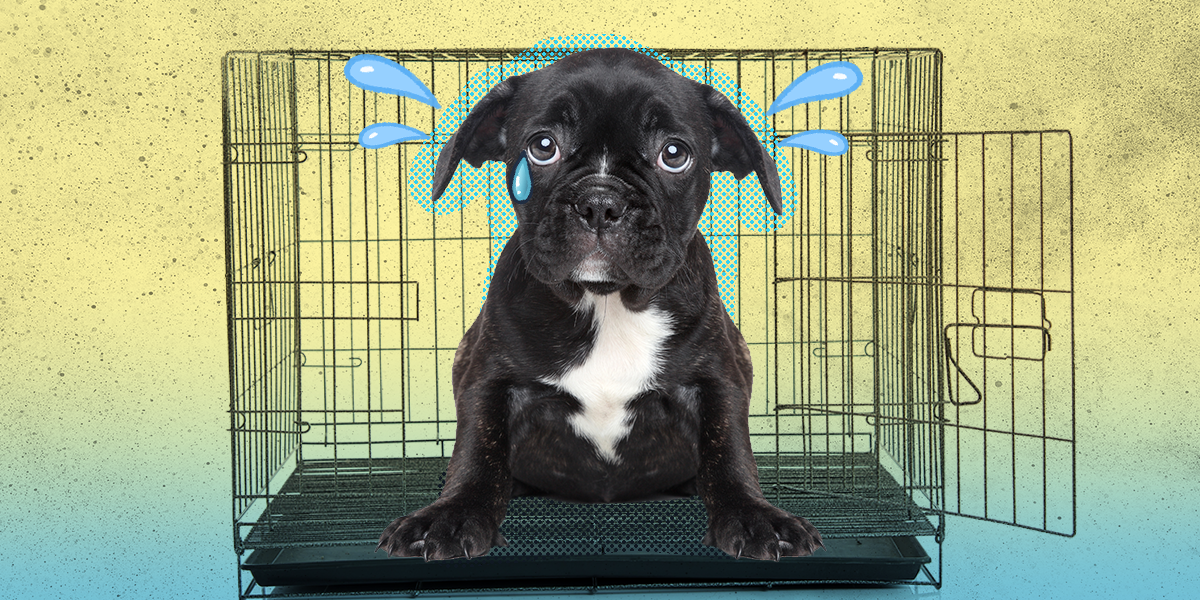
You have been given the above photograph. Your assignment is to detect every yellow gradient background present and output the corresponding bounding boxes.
[2,1,1196,598]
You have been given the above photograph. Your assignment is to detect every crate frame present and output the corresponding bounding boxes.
[222,45,1075,597]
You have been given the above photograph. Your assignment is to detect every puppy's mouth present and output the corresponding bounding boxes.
[568,248,628,295]
[570,249,614,283]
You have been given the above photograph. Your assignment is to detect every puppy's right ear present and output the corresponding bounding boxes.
[697,84,784,215]
[432,76,519,201]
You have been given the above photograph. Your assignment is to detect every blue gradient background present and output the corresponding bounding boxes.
[2,0,1197,598]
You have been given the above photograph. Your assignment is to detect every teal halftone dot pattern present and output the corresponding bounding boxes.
[406,35,796,314]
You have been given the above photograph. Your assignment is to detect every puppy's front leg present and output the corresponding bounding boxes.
[695,378,823,560]
[377,384,512,561]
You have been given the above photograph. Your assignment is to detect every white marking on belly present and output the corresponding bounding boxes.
[539,292,673,463]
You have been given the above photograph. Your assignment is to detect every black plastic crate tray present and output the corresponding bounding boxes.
[245,535,930,589]
[239,454,935,589]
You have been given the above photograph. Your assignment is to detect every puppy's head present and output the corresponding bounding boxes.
[432,48,782,299]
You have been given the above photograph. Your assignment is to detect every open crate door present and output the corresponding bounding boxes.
[935,131,1076,536]
[767,128,1074,540]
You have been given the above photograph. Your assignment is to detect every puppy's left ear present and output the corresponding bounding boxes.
[699,85,783,215]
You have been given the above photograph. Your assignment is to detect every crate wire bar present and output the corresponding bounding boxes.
[222,47,1075,597]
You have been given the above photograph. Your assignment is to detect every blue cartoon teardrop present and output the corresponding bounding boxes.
[511,156,532,203]
[778,129,849,156]
[344,54,442,109]
[358,123,430,149]
[767,62,863,115]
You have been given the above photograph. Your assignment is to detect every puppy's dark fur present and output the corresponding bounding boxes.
[377,48,821,561]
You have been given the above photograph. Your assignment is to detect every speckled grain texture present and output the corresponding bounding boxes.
[1,1,1196,598]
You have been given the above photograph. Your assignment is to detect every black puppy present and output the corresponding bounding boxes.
[378,48,821,561]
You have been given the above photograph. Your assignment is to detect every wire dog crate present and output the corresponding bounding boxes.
[223,43,1075,597]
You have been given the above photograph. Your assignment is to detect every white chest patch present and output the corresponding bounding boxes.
[539,292,673,463]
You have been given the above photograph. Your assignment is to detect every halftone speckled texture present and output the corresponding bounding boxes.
[407,34,795,312]
[2,1,1198,599]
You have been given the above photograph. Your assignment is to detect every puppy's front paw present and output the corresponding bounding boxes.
[703,500,822,560]
[377,500,508,561]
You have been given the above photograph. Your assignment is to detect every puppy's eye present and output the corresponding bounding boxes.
[657,142,691,173]
[527,135,560,166]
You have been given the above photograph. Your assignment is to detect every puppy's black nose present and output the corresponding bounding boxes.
[573,195,627,231]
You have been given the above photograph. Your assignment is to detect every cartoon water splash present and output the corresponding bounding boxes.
[767,61,861,157]
[344,54,441,108]
[767,61,862,114]
[358,123,430,149]
[344,54,439,149]
[778,129,849,157]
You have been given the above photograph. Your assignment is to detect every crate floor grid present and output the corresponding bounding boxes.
[241,454,934,587]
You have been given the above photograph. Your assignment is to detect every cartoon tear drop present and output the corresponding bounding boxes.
[511,156,532,203]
